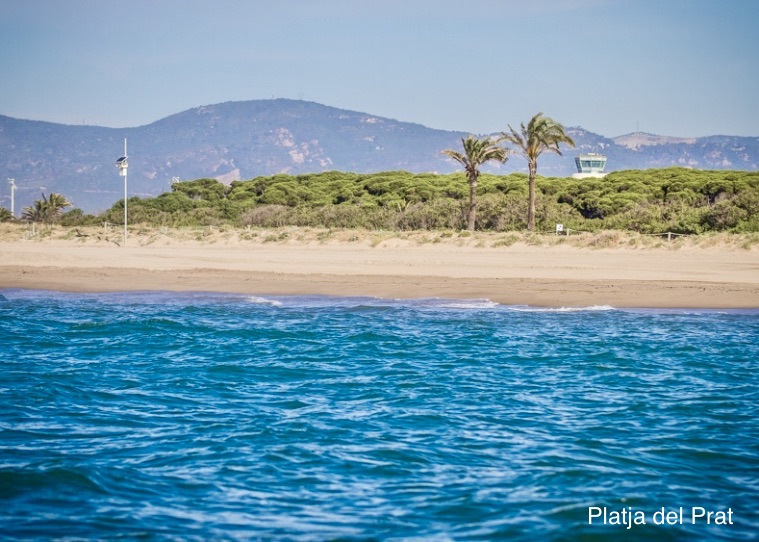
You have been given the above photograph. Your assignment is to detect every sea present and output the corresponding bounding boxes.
[0,289,757,541]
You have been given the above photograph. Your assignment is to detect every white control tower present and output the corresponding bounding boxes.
[572,153,607,178]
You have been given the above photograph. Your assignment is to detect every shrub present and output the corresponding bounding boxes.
[87,168,759,233]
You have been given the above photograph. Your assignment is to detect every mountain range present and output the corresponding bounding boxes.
[2,99,758,213]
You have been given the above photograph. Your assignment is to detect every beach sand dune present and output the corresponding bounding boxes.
[1,225,758,308]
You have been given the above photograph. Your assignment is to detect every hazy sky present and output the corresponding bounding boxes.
[1,0,757,137]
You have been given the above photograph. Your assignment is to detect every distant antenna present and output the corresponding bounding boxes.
[636,121,640,133]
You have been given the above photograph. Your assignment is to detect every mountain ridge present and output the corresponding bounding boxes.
[2,99,758,212]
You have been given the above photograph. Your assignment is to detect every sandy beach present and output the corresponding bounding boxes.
[1,225,758,308]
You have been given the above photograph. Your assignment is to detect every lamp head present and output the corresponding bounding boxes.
[116,156,128,176]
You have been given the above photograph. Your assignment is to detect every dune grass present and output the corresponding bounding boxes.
[3,223,757,251]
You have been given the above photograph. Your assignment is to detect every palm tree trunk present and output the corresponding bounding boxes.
[527,160,537,231]
[467,175,478,231]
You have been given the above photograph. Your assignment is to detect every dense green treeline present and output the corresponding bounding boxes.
[58,168,759,233]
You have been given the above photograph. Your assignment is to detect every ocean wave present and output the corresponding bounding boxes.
[432,299,501,310]
[246,296,284,307]
[508,304,617,313]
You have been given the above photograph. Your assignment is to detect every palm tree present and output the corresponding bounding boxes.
[501,113,575,231]
[21,200,46,224]
[45,193,72,220]
[21,192,72,225]
[442,135,508,231]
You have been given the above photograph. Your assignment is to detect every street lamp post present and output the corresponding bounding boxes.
[7,178,16,218]
[116,139,128,247]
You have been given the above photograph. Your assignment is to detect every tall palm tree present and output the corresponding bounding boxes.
[501,113,575,231]
[442,135,508,231]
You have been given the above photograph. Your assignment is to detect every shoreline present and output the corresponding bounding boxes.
[1,226,758,308]
[1,265,758,309]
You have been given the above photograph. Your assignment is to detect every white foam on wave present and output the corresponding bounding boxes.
[433,299,501,310]
[509,304,616,313]
[246,296,284,307]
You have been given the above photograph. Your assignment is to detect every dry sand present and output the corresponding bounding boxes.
[1,224,758,308]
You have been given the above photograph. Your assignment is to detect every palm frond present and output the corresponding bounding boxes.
[502,113,575,161]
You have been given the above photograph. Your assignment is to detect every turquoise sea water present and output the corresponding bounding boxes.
[0,289,757,541]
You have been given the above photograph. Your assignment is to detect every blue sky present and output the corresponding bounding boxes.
[1,0,757,137]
